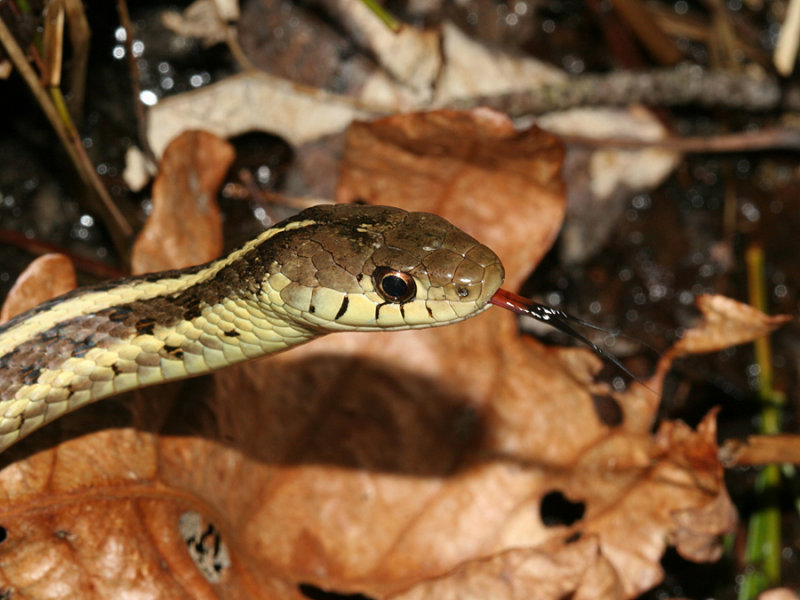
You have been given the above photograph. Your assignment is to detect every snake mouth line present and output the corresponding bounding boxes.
[490,289,644,386]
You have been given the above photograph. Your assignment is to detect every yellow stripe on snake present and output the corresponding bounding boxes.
[0,204,504,452]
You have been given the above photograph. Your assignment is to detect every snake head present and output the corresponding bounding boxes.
[261,204,505,331]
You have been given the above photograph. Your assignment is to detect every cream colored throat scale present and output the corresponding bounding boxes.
[0,204,505,452]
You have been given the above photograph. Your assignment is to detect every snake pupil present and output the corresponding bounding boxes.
[372,268,416,303]
[383,276,407,298]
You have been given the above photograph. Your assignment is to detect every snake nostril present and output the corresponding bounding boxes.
[456,287,469,298]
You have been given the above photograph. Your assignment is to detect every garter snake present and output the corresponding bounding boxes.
[0,204,504,452]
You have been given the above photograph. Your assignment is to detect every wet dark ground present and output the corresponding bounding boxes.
[0,1,798,598]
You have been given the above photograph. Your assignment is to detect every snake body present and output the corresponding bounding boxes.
[0,204,504,452]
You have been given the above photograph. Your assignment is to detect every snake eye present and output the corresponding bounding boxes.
[372,267,416,303]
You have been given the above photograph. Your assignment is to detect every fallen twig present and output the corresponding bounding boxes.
[447,65,780,115]
[556,127,800,153]
[0,228,127,280]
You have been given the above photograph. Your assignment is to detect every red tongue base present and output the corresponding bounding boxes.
[489,289,532,316]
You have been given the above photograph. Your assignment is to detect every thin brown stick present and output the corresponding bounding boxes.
[556,127,800,153]
[720,435,800,467]
[63,0,90,117]
[0,229,127,281]
[0,13,134,259]
[41,0,64,87]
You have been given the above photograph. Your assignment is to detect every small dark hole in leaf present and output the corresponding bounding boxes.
[0,527,6,543]
[540,491,585,526]
[592,394,623,426]
[298,583,374,600]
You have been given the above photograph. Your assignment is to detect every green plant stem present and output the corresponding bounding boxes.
[359,0,400,31]
[738,245,784,600]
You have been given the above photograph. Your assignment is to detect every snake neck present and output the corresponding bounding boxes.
[0,255,320,452]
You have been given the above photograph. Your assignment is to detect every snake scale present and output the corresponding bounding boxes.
[0,204,505,452]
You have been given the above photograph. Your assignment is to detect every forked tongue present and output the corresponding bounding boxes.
[490,288,644,386]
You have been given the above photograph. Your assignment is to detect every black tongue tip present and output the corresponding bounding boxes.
[490,289,654,392]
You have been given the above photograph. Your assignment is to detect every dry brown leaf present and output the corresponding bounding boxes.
[131,130,233,274]
[131,131,234,274]
[0,430,295,599]
[0,253,76,323]
[666,294,792,359]
[612,293,794,436]
[0,110,770,599]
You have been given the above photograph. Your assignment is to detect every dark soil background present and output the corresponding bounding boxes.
[1,1,798,598]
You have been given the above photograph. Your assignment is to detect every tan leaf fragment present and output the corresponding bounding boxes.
[162,0,239,47]
[538,106,680,202]
[624,293,793,433]
[655,411,736,563]
[357,20,566,111]
[0,253,76,323]
[146,72,370,158]
[430,23,565,107]
[319,0,441,99]
[131,130,233,274]
[666,294,792,358]
[123,144,157,192]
